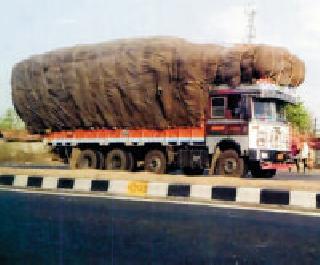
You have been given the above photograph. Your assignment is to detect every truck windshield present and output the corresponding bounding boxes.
[253,99,286,122]
[253,99,275,120]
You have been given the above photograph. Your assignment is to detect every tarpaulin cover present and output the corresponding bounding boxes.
[11,37,305,132]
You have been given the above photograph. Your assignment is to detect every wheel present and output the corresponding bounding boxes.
[249,161,276,178]
[105,149,128,170]
[183,167,204,176]
[263,169,276,178]
[144,150,166,174]
[72,149,98,169]
[216,150,244,176]
[126,151,136,171]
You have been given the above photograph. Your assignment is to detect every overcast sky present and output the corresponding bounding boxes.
[0,0,319,125]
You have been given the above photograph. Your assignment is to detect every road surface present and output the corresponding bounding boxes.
[0,190,319,265]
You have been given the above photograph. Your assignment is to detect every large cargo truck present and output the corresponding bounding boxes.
[47,82,296,177]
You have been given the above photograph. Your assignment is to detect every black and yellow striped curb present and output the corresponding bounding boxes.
[0,174,319,209]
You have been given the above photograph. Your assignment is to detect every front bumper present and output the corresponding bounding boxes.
[260,162,291,170]
[248,149,290,163]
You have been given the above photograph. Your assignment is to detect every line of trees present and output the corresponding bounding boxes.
[0,108,25,130]
[285,103,312,133]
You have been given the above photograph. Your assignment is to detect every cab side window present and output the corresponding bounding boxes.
[211,97,225,118]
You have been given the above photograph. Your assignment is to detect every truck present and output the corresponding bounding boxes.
[46,81,296,178]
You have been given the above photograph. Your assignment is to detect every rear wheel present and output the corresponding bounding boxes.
[144,150,166,174]
[72,149,98,169]
[126,151,135,171]
[216,150,244,177]
[105,149,128,170]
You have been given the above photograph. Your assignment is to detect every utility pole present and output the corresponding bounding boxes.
[245,2,256,44]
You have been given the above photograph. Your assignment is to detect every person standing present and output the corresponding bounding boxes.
[301,141,309,173]
[290,143,300,173]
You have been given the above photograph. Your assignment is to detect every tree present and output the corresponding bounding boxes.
[0,108,25,130]
[285,103,312,132]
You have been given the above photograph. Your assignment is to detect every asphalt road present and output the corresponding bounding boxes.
[0,190,320,265]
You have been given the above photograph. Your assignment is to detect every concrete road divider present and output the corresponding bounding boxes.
[260,189,289,205]
[128,181,148,196]
[147,182,168,197]
[236,187,261,204]
[42,177,58,190]
[0,175,14,186]
[290,191,317,208]
[108,180,129,194]
[27,176,43,188]
[190,185,212,200]
[13,175,28,187]
[212,186,237,201]
[1,174,320,210]
[168,184,190,197]
[91,180,108,192]
[74,179,92,192]
[57,178,74,189]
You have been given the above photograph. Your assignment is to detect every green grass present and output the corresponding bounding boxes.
[0,108,25,130]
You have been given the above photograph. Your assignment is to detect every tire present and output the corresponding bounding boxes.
[263,169,276,178]
[144,150,166,174]
[105,149,128,170]
[126,151,135,172]
[216,150,244,176]
[72,149,98,169]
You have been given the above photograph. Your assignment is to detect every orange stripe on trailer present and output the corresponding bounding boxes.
[45,127,205,140]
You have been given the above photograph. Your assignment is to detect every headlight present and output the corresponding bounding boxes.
[261,152,269,159]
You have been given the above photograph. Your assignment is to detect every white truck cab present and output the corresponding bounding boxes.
[207,83,297,177]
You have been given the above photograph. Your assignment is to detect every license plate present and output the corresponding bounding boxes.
[277,153,284,160]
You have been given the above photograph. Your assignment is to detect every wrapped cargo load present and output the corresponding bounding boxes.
[11,37,305,133]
